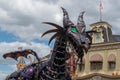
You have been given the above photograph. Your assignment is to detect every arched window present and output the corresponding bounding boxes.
[90,54,103,71]
[108,54,116,70]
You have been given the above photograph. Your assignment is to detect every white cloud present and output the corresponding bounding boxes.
[0,24,42,42]
[0,41,51,59]
[0,0,119,42]
[54,13,62,23]
[0,0,60,41]
[0,70,9,80]
[0,65,17,80]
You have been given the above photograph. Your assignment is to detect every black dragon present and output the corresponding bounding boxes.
[4,7,93,80]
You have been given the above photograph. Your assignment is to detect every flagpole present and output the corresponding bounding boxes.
[100,6,102,21]
[99,0,102,22]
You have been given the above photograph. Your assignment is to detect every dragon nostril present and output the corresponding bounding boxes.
[89,43,92,45]
[82,42,85,44]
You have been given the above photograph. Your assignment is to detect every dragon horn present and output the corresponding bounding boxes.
[61,7,73,27]
[77,11,86,33]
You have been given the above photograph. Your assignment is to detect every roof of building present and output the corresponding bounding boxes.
[90,21,112,28]
[90,21,120,43]
[113,35,120,42]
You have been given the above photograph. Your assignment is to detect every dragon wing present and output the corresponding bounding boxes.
[3,49,36,61]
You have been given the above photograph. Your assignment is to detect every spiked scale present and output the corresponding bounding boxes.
[41,22,64,45]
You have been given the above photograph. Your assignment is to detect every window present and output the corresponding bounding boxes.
[90,54,103,71]
[91,62,102,71]
[108,62,116,70]
[95,32,102,43]
[108,54,116,70]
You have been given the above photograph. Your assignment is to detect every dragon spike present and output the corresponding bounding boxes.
[61,7,74,27]
[42,22,63,30]
[77,11,86,33]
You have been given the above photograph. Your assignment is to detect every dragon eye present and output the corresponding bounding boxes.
[71,26,78,33]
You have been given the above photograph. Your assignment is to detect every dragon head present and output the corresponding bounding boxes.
[61,7,93,58]
[42,7,93,60]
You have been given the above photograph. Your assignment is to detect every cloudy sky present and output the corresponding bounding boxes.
[0,0,120,79]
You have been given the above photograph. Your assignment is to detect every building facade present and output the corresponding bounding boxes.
[73,21,120,80]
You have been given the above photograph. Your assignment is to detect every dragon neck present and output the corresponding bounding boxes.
[50,35,67,70]
[40,34,71,79]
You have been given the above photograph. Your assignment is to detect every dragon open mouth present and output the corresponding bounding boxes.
[68,36,89,57]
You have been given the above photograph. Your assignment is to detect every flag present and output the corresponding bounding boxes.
[99,0,103,10]
[18,47,23,51]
